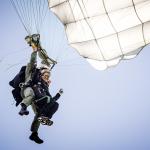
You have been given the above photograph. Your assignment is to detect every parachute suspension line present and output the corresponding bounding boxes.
[10,0,49,34]
[53,0,79,62]
[33,0,41,33]
[29,0,35,33]
[22,0,32,34]
[28,1,33,33]
[35,0,42,33]
[52,1,83,64]
[10,0,31,34]
[17,0,29,31]
[76,0,108,67]
[29,0,48,34]
[37,0,43,33]
[56,60,87,68]
[37,0,41,33]
[30,0,39,33]
[4,58,28,72]
[24,0,33,33]
[47,0,79,63]
[11,0,34,34]
[0,47,29,63]
[15,0,32,34]
[38,0,49,33]
[53,31,67,62]
[56,55,80,64]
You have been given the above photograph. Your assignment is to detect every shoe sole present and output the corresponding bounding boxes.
[29,137,43,144]
[19,112,29,116]
[46,121,53,126]
[38,117,53,126]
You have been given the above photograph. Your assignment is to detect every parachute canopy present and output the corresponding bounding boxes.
[48,0,150,70]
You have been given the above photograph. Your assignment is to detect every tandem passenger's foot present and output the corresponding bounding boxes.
[18,104,29,116]
[29,132,43,144]
[38,116,53,126]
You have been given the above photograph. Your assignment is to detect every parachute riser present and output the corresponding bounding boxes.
[25,34,57,70]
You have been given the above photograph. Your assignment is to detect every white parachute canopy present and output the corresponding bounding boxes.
[48,0,150,70]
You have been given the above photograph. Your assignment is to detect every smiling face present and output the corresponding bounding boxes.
[41,72,51,85]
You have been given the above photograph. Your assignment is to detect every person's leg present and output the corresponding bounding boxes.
[12,88,22,106]
[35,96,53,126]
[21,87,35,106]
[36,96,51,113]
[19,87,34,115]
[38,102,59,126]
[29,113,43,144]
[45,102,59,119]
[30,114,40,133]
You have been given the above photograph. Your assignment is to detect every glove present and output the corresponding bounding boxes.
[25,35,32,46]
[59,89,63,95]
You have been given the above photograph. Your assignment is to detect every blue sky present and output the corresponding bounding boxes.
[0,0,150,150]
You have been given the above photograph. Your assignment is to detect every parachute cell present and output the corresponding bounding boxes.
[48,0,150,70]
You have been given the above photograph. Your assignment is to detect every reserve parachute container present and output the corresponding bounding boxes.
[48,0,150,70]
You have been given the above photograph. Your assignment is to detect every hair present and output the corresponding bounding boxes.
[40,68,50,76]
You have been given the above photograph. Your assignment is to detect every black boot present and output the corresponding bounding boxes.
[19,103,29,116]
[29,132,43,144]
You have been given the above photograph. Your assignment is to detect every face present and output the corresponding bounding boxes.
[41,72,51,84]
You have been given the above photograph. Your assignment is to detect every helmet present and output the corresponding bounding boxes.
[40,68,50,75]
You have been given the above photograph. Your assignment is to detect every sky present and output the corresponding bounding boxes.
[0,0,150,150]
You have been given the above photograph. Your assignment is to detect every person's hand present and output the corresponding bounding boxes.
[59,89,63,95]
[25,35,31,46]
[47,80,51,85]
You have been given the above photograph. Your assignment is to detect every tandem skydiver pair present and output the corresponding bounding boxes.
[9,34,63,144]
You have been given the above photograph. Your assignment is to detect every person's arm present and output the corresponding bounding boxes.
[25,51,37,82]
[30,51,37,64]
[52,89,63,102]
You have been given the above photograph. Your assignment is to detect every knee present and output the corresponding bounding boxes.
[29,89,35,97]
[24,87,34,98]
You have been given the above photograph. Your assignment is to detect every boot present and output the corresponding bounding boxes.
[18,103,29,116]
[29,132,43,144]
[46,119,53,126]
[38,116,53,126]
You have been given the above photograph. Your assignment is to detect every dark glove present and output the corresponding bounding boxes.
[59,89,63,95]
